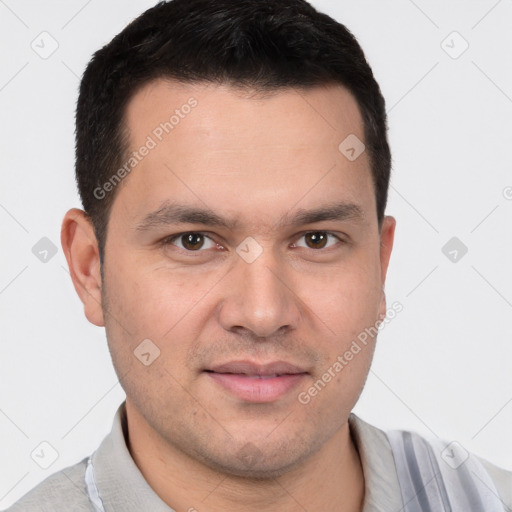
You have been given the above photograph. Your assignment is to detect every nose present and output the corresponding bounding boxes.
[217,247,301,339]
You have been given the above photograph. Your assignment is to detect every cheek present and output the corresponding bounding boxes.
[103,258,223,376]
[102,265,207,402]
[105,257,211,335]
[302,255,383,337]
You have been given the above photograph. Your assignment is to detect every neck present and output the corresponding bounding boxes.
[125,403,365,512]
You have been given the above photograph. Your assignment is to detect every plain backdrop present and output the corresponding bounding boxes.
[1,0,511,508]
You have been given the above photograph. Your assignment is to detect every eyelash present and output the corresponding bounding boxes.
[161,231,345,252]
[163,232,223,251]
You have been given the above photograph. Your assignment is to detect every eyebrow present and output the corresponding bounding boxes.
[134,201,365,232]
[135,202,236,231]
[282,202,364,227]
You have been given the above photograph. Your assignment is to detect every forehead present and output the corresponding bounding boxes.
[125,79,364,148]
[114,79,374,229]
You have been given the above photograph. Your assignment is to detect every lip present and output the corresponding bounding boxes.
[204,360,308,403]
[208,360,307,376]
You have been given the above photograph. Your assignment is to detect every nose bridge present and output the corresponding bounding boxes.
[218,241,300,337]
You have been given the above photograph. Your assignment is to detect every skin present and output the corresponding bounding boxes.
[62,79,395,512]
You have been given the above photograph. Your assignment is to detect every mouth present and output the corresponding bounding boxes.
[203,360,309,403]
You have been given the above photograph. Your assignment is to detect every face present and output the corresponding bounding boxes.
[79,80,394,478]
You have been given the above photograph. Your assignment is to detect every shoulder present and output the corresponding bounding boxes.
[476,455,512,508]
[419,434,512,509]
[350,414,512,510]
[2,457,92,512]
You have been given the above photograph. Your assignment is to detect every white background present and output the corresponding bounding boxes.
[1,0,511,508]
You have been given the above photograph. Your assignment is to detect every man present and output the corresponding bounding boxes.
[5,0,511,511]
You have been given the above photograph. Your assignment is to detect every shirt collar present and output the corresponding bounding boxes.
[92,402,402,511]
[92,401,175,511]
[348,412,403,512]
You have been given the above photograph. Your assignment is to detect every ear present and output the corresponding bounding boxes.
[378,215,396,319]
[61,208,105,327]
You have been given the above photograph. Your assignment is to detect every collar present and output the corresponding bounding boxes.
[91,401,402,511]
[348,413,403,512]
[91,402,174,511]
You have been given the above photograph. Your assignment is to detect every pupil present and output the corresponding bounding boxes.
[306,232,327,249]
[183,233,204,250]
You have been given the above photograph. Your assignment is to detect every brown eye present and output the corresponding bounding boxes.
[304,232,329,249]
[181,233,205,250]
[165,232,220,253]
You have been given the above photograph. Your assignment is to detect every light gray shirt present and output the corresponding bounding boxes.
[4,401,511,511]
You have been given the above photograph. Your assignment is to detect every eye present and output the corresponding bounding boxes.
[293,231,340,250]
[166,232,220,251]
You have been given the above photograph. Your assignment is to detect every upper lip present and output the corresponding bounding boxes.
[206,360,308,376]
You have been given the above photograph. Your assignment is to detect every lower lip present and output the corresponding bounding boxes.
[206,372,307,403]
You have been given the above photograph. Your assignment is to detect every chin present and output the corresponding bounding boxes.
[195,437,316,480]
[206,456,303,480]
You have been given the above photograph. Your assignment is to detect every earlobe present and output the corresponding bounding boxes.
[61,208,105,327]
[378,216,396,319]
[379,215,396,284]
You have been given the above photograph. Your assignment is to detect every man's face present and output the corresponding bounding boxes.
[99,80,394,477]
